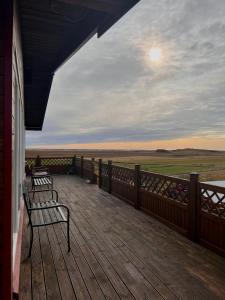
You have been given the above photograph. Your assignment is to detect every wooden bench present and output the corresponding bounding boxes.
[23,187,70,256]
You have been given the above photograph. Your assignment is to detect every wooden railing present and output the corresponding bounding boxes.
[26,156,74,174]
[199,182,225,257]
[26,155,97,183]
[140,171,190,235]
[25,155,225,258]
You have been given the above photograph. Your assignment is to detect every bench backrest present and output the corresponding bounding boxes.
[32,166,49,175]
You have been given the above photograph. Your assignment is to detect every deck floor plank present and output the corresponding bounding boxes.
[20,175,225,299]
[39,226,62,300]
[65,215,136,300]
[70,209,168,300]
[72,209,178,300]
[19,215,32,300]
[69,215,162,300]
[31,227,47,300]
[53,222,92,300]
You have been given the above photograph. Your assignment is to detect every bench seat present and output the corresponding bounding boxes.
[31,200,67,226]
[33,177,52,186]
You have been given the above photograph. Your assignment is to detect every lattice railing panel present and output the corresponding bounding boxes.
[94,160,99,176]
[83,159,92,171]
[75,158,81,175]
[101,163,109,190]
[41,157,73,166]
[140,171,189,204]
[26,158,35,168]
[102,164,109,177]
[112,166,135,186]
[200,183,225,218]
[75,158,81,166]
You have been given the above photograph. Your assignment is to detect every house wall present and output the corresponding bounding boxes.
[0,1,12,298]
[0,15,3,294]
[0,0,4,202]
[12,0,25,260]
[0,1,25,298]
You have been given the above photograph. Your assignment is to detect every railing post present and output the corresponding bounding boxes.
[91,158,96,184]
[72,155,76,174]
[108,160,112,194]
[35,155,41,167]
[134,165,141,209]
[189,172,200,242]
[81,156,84,178]
[98,159,102,188]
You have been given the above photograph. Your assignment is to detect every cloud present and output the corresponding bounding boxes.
[27,0,225,148]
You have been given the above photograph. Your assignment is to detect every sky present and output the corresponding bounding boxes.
[27,0,225,150]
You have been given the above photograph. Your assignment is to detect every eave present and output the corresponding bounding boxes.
[18,0,140,130]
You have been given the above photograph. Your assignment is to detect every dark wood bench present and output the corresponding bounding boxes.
[23,187,70,256]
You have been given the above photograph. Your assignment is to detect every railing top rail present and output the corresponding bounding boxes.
[112,164,135,172]
[200,182,225,193]
[26,156,74,160]
[83,158,93,162]
[111,161,136,165]
[140,170,190,184]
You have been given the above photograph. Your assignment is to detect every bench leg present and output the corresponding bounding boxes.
[27,217,31,227]
[32,188,36,200]
[67,220,70,252]
[29,226,34,257]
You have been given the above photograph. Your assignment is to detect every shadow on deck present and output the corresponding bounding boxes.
[20,175,225,299]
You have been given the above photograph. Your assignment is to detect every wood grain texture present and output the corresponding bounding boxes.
[20,175,225,299]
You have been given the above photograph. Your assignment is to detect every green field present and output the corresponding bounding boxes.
[104,155,225,181]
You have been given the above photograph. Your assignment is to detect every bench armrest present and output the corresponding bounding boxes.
[32,174,53,179]
[32,167,49,173]
[32,166,49,171]
[28,204,70,219]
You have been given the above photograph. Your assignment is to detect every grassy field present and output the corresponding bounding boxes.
[26,149,225,181]
[107,155,225,181]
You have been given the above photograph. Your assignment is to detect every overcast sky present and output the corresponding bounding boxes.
[27,0,225,150]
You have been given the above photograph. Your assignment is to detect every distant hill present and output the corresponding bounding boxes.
[26,148,225,158]
[170,148,223,156]
[156,149,171,153]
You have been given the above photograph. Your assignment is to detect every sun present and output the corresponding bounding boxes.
[149,47,162,62]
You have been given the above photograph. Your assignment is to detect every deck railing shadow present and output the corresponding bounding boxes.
[25,155,225,258]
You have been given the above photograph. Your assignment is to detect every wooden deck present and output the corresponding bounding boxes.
[20,175,225,300]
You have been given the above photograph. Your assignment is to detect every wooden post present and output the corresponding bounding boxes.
[72,155,76,174]
[35,155,41,167]
[81,156,84,178]
[91,158,96,184]
[189,173,200,242]
[134,165,141,209]
[108,160,112,194]
[98,159,102,188]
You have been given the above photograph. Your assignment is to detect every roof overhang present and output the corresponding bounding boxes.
[18,0,140,130]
